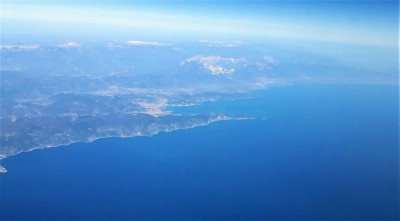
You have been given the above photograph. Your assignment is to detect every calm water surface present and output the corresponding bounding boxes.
[1,84,398,220]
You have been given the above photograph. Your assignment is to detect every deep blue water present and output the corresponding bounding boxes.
[1,84,399,220]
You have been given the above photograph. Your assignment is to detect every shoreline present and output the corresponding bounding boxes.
[0,115,242,173]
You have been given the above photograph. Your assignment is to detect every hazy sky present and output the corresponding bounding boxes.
[1,1,398,47]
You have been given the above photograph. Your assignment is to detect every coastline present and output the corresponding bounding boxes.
[0,115,236,173]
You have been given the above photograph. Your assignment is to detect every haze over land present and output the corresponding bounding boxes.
[0,1,398,173]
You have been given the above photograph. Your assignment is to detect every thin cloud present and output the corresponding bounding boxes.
[56,42,81,48]
[199,40,243,47]
[0,44,40,51]
[125,40,165,46]
[181,55,247,75]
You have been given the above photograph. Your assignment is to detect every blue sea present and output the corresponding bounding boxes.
[1,84,399,220]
